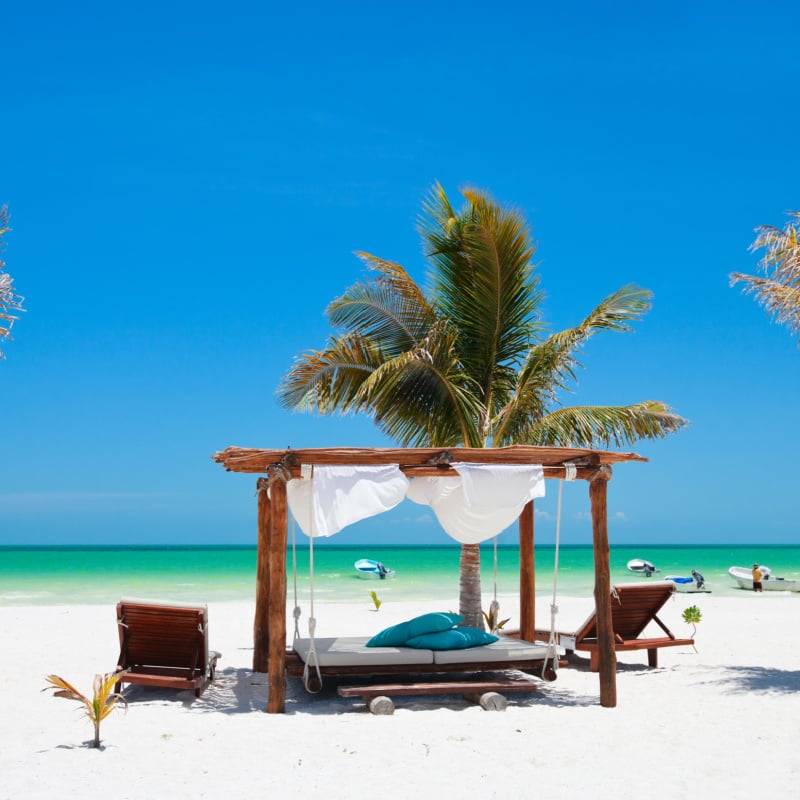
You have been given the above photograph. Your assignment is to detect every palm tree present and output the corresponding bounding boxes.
[730,211,800,343]
[278,184,687,627]
[0,206,25,359]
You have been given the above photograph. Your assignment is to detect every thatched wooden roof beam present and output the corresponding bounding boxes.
[212,445,646,477]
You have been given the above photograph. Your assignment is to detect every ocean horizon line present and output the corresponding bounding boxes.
[1,542,798,551]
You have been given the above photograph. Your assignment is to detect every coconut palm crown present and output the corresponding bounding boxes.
[278,183,687,626]
[730,210,800,344]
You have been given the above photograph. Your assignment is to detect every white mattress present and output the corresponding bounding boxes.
[293,636,551,667]
[293,636,434,667]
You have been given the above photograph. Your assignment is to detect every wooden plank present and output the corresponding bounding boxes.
[212,445,646,474]
[337,679,538,699]
[580,637,694,653]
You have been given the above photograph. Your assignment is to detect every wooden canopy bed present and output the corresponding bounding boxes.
[212,445,646,713]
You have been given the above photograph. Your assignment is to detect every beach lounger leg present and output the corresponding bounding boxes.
[648,649,658,668]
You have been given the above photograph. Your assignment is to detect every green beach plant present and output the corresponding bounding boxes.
[370,590,382,611]
[279,183,688,628]
[43,671,128,748]
[682,605,702,638]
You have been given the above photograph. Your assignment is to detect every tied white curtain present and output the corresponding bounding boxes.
[406,463,545,544]
[286,464,409,537]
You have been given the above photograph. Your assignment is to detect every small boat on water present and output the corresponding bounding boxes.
[665,570,711,593]
[627,558,660,577]
[729,566,800,592]
[354,558,394,580]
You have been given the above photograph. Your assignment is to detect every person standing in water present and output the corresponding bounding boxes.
[752,564,763,592]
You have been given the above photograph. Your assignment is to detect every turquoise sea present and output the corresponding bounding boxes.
[2,544,800,606]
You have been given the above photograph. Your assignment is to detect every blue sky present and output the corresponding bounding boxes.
[2,1,799,547]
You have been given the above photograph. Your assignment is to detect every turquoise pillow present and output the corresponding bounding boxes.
[366,612,464,647]
[405,627,499,650]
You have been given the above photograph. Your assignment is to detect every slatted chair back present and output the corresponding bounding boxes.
[117,601,207,672]
[574,582,677,643]
[115,599,222,697]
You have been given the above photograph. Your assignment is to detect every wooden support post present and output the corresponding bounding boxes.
[590,466,616,708]
[519,501,535,641]
[253,478,271,673]
[266,472,288,713]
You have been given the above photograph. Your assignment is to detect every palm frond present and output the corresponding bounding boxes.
[276,332,385,412]
[418,181,458,235]
[43,674,85,702]
[358,324,485,447]
[418,185,542,434]
[731,211,800,342]
[327,253,435,351]
[494,283,654,436]
[729,274,800,339]
[0,206,24,357]
[520,402,688,448]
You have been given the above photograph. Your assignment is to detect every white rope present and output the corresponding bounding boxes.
[542,464,576,678]
[300,463,322,694]
[291,505,301,644]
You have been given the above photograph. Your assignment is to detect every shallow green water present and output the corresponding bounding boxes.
[2,544,799,606]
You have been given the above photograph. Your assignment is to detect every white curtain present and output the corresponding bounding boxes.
[286,464,409,538]
[406,463,545,544]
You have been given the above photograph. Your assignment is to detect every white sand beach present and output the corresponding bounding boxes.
[4,593,799,800]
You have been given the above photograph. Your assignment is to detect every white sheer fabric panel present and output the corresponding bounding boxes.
[406,463,545,544]
[286,464,409,537]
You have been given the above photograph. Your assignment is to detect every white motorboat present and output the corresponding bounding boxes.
[665,570,711,593]
[729,565,800,592]
[354,558,394,580]
[627,558,660,577]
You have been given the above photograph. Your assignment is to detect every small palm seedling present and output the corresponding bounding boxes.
[370,590,382,611]
[43,671,128,748]
[482,603,510,633]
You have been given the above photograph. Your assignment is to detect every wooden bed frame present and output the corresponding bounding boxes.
[284,634,559,695]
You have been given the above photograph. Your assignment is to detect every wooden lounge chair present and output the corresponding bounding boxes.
[534,581,694,671]
[115,599,221,697]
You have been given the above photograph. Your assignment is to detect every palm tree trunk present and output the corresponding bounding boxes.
[458,543,484,629]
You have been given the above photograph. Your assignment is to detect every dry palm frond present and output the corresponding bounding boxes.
[0,206,25,358]
[731,211,800,343]
[482,605,511,633]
